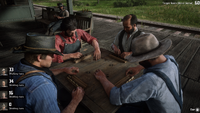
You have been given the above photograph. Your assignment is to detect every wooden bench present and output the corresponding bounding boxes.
[35,8,92,35]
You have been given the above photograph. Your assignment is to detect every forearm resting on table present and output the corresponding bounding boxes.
[62,53,73,61]
[61,99,79,113]
[99,77,115,97]
[50,68,65,76]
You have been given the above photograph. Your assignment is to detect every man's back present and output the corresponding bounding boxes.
[13,60,60,113]
[144,55,182,113]
[110,55,182,113]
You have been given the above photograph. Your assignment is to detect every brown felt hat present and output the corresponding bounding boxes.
[13,33,63,56]
[125,33,172,63]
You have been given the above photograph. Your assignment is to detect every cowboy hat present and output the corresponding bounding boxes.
[13,33,63,56]
[125,33,172,63]
[57,3,64,7]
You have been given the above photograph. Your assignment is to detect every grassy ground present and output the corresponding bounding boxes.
[33,0,200,28]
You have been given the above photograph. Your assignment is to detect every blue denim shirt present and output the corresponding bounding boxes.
[12,60,60,113]
[110,55,183,113]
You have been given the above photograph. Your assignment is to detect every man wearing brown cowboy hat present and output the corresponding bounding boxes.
[45,3,69,36]
[94,33,183,113]
[12,33,84,113]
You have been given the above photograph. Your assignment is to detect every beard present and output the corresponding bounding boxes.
[128,27,134,34]
[139,60,152,69]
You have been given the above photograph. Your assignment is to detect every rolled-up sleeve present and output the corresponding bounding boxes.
[64,10,69,18]
[78,29,98,45]
[31,83,60,113]
[53,35,64,63]
[110,74,157,105]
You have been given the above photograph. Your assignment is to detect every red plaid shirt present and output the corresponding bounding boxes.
[53,29,98,63]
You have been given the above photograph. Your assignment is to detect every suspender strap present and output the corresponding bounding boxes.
[144,59,182,109]
[75,31,78,38]
[119,30,125,53]
[16,70,44,83]
[58,34,66,42]
[146,70,182,109]
[16,70,57,89]
[118,30,142,53]
[168,59,182,103]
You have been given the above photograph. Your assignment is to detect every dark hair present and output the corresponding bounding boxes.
[24,53,48,64]
[61,16,77,31]
[123,14,137,26]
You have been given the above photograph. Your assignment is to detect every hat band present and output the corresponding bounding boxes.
[24,46,56,51]
[132,42,161,56]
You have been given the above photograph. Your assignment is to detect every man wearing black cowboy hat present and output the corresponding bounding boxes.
[45,3,69,36]
[53,16,101,63]
[94,33,183,113]
[111,14,145,59]
[12,33,84,113]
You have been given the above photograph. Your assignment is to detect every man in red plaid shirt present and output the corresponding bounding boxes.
[53,16,101,63]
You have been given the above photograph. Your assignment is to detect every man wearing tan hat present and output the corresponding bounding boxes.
[12,33,84,113]
[94,33,183,113]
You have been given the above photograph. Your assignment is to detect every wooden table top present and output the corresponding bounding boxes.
[52,48,140,113]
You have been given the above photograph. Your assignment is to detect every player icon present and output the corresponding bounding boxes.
[1,68,7,76]
[0,92,7,99]
[1,80,7,87]
[0,103,8,111]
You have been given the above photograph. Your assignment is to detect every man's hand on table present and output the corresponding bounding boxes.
[61,87,85,113]
[93,49,101,60]
[63,67,79,75]
[94,69,107,81]
[126,65,144,77]
[112,44,121,56]
[72,87,85,103]
[94,69,115,97]
[120,52,132,59]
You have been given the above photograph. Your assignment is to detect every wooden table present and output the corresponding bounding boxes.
[52,48,140,113]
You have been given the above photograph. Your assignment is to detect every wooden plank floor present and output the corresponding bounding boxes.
[0,8,199,112]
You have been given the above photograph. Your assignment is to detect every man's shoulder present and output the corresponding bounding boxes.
[55,33,64,40]
[18,73,54,92]
[143,71,164,85]
[137,29,145,35]
[76,29,83,32]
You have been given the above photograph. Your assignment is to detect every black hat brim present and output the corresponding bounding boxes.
[13,49,63,56]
